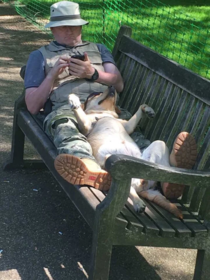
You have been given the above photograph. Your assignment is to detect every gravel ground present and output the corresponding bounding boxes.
[0,2,196,279]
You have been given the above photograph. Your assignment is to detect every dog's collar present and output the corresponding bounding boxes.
[83,92,102,110]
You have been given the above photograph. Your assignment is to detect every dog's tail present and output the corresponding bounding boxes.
[139,190,183,219]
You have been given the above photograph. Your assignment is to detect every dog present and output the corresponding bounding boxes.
[68,86,183,219]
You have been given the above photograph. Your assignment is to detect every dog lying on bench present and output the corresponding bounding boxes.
[56,86,197,219]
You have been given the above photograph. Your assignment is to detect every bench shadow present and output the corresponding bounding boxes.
[110,246,162,280]
[0,164,162,280]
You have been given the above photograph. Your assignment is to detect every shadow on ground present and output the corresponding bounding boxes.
[1,166,165,280]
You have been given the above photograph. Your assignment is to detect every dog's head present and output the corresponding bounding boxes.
[84,86,120,115]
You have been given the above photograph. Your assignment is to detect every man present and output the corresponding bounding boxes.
[24,1,124,190]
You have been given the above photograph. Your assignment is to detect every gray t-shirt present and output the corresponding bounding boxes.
[24,42,116,89]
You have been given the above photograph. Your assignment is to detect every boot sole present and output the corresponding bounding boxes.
[54,154,112,191]
[162,132,197,199]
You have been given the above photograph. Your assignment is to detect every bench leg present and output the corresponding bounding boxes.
[3,92,48,170]
[194,249,210,280]
[3,119,47,170]
[3,114,25,170]
[89,229,113,280]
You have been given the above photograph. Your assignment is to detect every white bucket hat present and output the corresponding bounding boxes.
[45,1,89,28]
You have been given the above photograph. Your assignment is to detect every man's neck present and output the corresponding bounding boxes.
[54,41,83,48]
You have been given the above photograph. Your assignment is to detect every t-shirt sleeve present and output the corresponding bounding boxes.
[24,50,45,89]
[96,43,116,65]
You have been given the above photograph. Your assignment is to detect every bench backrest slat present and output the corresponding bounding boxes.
[199,188,210,220]
[117,35,210,105]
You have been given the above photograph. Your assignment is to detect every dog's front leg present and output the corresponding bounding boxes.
[74,108,93,135]
[123,104,155,135]
[68,94,93,135]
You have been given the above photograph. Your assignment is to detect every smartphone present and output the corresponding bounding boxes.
[71,54,85,61]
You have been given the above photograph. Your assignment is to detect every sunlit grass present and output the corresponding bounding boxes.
[10,0,210,79]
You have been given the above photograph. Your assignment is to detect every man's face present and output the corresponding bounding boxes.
[51,26,82,46]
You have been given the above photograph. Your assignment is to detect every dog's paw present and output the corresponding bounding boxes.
[68,93,81,109]
[140,104,155,119]
[133,197,146,213]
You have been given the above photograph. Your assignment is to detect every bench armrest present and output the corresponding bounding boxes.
[105,154,210,188]
[15,90,26,110]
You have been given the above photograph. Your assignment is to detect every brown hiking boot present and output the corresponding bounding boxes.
[162,132,197,199]
[54,154,112,191]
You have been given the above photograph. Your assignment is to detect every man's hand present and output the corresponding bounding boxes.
[69,52,124,93]
[48,55,70,80]
[69,52,95,79]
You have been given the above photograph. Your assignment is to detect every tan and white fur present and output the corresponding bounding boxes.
[68,86,182,218]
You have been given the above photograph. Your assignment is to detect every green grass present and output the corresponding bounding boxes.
[6,0,210,79]
[101,1,210,78]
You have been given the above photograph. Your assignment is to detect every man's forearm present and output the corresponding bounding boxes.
[25,55,70,114]
[96,70,124,93]
[25,76,54,114]
[99,62,124,93]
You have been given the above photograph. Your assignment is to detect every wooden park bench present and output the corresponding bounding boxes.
[3,25,210,280]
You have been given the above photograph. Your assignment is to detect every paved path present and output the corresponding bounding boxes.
[0,2,196,279]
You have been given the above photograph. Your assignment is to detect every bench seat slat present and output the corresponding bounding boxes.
[124,201,160,235]
[92,189,162,235]
[144,201,192,237]
[89,188,131,230]
[175,202,208,235]
[119,208,146,233]
[126,199,176,237]
[90,188,151,233]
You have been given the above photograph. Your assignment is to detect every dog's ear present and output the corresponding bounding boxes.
[115,106,121,114]
[81,103,85,111]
